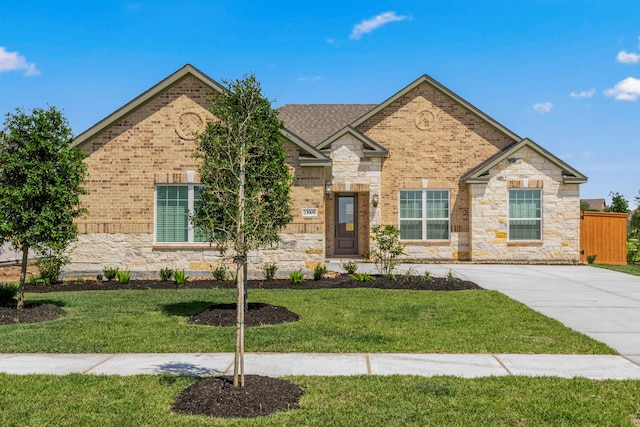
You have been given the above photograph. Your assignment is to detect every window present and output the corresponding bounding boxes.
[155,185,205,243]
[509,189,541,240]
[399,190,449,240]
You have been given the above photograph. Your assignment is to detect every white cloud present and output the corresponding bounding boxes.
[0,47,39,76]
[297,76,322,82]
[570,88,595,99]
[616,50,640,64]
[533,102,553,113]
[350,11,408,40]
[326,38,336,45]
[604,77,640,101]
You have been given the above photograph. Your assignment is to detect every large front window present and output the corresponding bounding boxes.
[155,185,205,243]
[509,189,542,240]
[399,190,449,240]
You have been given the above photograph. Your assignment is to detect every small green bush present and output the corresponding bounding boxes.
[313,264,327,280]
[0,282,19,305]
[349,272,374,282]
[446,270,457,282]
[38,253,70,285]
[263,263,277,281]
[211,266,228,281]
[103,267,119,282]
[289,270,305,285]
[117,269,131,284]
[159,267,174,281]
[586,254,597,264]
[174,269,189,286]
[422,270,432,282]
[341,260,358,274]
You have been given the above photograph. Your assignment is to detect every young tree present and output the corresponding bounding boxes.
[0,106,87,308]
[605,192,630,213]
[193,75,293,387]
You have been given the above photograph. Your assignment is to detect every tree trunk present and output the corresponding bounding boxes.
[17,242,29,310]
[233,144,247,388]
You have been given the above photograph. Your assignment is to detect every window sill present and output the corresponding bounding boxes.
[153,243,220,250]
[399,240,451,245]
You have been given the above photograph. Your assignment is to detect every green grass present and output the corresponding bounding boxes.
[591,263,640,277]
[1,374,639,426]
[0,288,613,354]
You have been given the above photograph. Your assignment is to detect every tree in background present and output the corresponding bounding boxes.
[0,106,87,308]
[193,75,293,387]
[605,192,630,214]
[580,200,598,212]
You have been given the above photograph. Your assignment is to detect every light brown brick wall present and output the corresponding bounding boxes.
[77,75,214,232]
[356,81,515,259]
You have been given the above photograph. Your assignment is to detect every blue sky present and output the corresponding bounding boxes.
[2,0,639,206]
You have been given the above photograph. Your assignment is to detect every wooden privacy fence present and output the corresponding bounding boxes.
[580,211,628,265]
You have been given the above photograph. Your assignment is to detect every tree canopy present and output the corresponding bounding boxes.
[0,106,87,308]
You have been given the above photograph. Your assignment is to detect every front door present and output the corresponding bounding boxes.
[335,194,358,255]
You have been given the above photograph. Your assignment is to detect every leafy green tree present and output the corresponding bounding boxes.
[193,74,293,387]
[0,106,87,308]
[369,225,406,276]
[605,192,630,213]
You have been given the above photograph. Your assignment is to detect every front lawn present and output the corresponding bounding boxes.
[1,374,639,426]
[0,288,613,354]
[591,263,640,277]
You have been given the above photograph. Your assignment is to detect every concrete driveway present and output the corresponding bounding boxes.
[327,262,640,364]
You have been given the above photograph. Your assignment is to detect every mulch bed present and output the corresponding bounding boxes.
[0,303,65,325]
[188,302,300,327]
[173,375,303,418]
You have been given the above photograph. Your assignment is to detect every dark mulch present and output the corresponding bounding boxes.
[188,302,300,327]
[23,274,481,293]
[173,374,303,419]
[0,303,65,325]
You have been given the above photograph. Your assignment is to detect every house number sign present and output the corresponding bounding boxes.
[302,208,318,217]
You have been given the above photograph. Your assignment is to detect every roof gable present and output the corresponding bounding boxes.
[463,138,588,184]
[316,125,388,158]
[280,128,331,166]
[73,64,225,147]
[350,74,522,142]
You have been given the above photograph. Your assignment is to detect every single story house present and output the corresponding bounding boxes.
[67,64,587,276]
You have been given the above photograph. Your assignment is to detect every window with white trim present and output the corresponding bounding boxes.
[508,189,542,240]
[399,190,450,240]
[155,185,206,243]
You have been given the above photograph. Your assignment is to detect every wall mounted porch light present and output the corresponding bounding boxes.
[325,181,332,196]
[372,193,379,207]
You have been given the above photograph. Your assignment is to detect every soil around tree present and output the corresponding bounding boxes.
[0,303,65,325]
[173,374,303,418]
[188,302,300,327]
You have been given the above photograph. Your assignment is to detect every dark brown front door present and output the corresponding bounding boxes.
[335,194,358,255]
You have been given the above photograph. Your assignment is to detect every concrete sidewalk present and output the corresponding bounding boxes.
[1,353,640,380]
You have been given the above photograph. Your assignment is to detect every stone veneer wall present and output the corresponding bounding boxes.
[356,81,515,260]
[326,133,382,256]
[67,232,324,279]
[469,146,581,261]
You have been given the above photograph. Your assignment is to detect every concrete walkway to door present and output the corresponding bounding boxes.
[326,262,640,364]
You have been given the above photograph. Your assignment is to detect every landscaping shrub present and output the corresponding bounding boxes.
[174,269,189,286]
[0,282,19,305]
[369,225,405,276]
[289,270,305,284]
[38,252,70,285]
[117,269,131,284]
[349,272,374,282]
[211,266,228,281]
[159,267,174,281]
[313,264,327,281]
[263,263,277,281]
[340,260,358,274]
[586,254,597,264]
[103,267,119,282]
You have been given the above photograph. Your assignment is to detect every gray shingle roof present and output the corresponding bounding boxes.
[278,104,376,146]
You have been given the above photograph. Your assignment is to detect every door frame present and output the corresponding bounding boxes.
[334,193,359,255]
